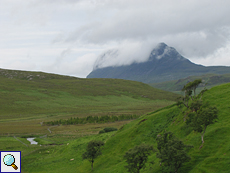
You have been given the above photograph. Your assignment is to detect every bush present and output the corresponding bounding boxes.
[156,131,193,172]
[99,130,105,134]
[103,127,118,132]
[124,143,154,173]
[98,127,118,134]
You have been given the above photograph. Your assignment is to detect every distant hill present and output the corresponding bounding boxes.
[87,43,230,83]
[0,68,178,122]
[150,73,230,93]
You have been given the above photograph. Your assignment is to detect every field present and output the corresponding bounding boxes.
[0,82,227,173]
[2,69,229,172]
[0,69,177,172]
[0,68,178,173]
[0,69,177,136]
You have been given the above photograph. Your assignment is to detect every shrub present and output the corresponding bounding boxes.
[124,143,154,173]
[99,130,105,134]
[103,127,118,132]
[98,127,118,134]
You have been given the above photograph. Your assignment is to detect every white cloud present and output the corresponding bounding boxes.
[1,0,230,77]
[191,43,230,66]
[42,53,98,77]
[6,61,37,71]
[93,40,157,69]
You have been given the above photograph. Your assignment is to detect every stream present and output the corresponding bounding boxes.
[27,138,38,145]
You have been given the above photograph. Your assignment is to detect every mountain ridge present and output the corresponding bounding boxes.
[87,43,230,83]
[150,73,230,94]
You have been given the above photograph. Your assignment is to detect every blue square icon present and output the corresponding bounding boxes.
[0,151,21,173]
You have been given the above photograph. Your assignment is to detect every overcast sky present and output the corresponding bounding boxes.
[1,0,230,78]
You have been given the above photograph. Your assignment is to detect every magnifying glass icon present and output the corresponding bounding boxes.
[3,154,18,170]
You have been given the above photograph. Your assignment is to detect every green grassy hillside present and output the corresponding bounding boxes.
[2,82,228,172]
[150,73,230,94]
[0,68,178,135]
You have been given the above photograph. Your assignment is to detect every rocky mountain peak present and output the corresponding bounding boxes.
[87,42,230,83]
[149,42,185,61]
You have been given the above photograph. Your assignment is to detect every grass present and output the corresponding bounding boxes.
[10,82,229,173]
[3,69,230,172]
[0,68,179,171]
[0,69,178,135]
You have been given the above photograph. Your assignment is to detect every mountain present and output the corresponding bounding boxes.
[87,43,230,83]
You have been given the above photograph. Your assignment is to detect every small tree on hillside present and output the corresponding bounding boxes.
[156,131,193,173]
[182,79,202,100]
[124,143,154,173]
[198,88,208,100]
[186,105,218,145]
[181,86,192,107]
[82,140,104,170]
[189,79,202,97]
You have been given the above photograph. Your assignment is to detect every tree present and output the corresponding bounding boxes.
[124,143,154,173]
[176,96,185,111]
[189,99,203,113]
[181,86,192,106]
[182,79,202,100]
[82,140,104,170]
[156,132,193,173]
[186,105,218,145]
[189,79,202,97]
[198,88,208,100]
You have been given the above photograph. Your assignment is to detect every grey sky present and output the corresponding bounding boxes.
[1,0,230,77]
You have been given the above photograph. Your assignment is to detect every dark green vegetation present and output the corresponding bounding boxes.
[178,79,219,147]
[44,114,140,126]
[1,80,229,172]
[82,140,104,170]
[156,131,193,173]
[99,127,118,134]
[150,73,230,93]
[186,105,218,145]
[182,79,202,97]
[87,43,230,83]
[0,68,177,135]
[124,143,154,173]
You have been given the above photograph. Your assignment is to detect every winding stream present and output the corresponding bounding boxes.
[27,138,38,145]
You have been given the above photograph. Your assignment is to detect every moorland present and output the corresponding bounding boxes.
[0,68,229,173]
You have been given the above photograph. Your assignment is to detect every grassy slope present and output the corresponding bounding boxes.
[15,83,230,172]
[150,73,230,94]
[0,69,177,116]
[0,69,178,135]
